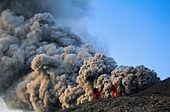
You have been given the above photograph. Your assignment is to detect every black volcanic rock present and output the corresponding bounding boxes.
[59,77,170,112]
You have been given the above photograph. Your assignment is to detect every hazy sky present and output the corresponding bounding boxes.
[86,0,170,80]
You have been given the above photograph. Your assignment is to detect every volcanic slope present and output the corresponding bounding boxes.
[59,77,170,112]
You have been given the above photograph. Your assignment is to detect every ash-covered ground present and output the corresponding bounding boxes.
[59,77,170,112]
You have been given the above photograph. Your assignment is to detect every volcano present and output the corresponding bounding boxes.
[0,0,165,112]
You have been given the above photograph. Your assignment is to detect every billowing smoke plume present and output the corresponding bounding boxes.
[0,0,160,112]
[110,65,160,95]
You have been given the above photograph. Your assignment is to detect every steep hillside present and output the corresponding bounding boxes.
[60,78,170,112]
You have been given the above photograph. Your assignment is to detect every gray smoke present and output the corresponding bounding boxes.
[0,0,46,18]
[0,0,91,20]
[110,65,160,95]
[0,0,160,112]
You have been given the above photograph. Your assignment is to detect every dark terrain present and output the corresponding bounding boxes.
[59,77,170,112]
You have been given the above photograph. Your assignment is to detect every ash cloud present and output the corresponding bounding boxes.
[0,0,161,112]
[0,0,91,20]
[0,0,47,18]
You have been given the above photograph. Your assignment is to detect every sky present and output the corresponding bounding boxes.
[86,0,170,80]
